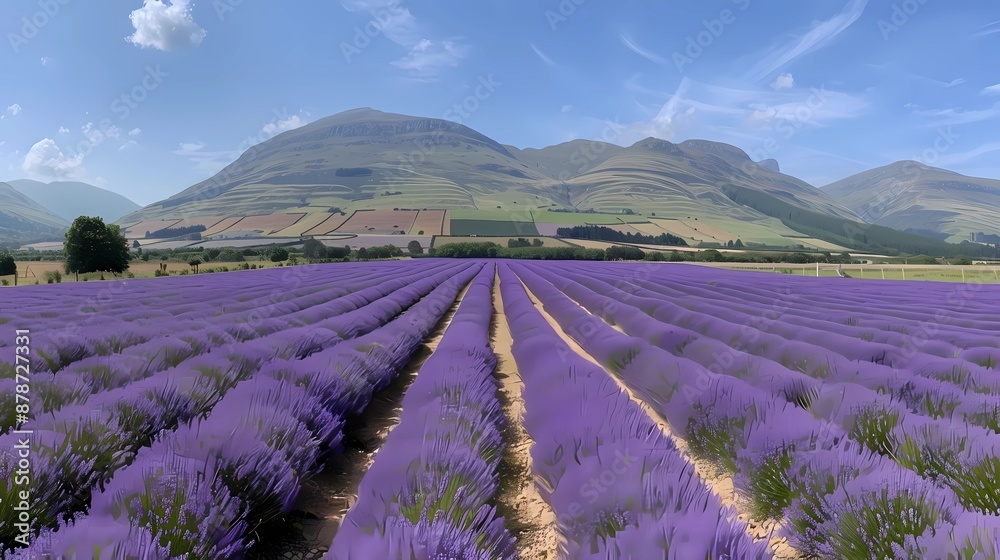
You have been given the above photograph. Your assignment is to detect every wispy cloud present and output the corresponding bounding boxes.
[746,0,868,81]
[912,103,1000,126]
[916,76,966,88]
[982,84,1000,95]
[971,21,1000,38]
[391,39,465,80]
[934,142,1000,167]
[619,33,668,65]
[530,43,556,67]
[615,76,869,149]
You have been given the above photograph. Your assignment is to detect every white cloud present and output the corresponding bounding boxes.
[747,0,868,81]
[982,84,1000,96]
[261,115,305,136]
[129,128,142,136]
[341,0,418,46]
[94,176,108,188]
[6,104,22,116]
[40,57,51,66]
[561,104,573,114]
[119,140,139,151]
[391,39,464,79]
[127,0,207,51]
[58,126,70,133]
[770,73,795,90]
[21,138,85,179]
[82,122,122,144]
[619,34,668,65]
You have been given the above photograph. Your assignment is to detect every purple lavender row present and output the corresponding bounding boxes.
[522,263,1000,522]
[640,264,1000,351]
[330,265,515,560]
[611,266,999,372]
[0,262,476,552]
[553,263,1000,398]
[498,264,771,559]
[0,262,461,428]
[16,262,483,559]
[508,262,999,558]
[10,261,457,373]
[531,263,1000,426]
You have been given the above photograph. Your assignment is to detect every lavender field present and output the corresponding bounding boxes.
[2,260,1000,559]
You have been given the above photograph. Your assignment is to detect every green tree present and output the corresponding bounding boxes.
[0,251,15,276]
[267,247,290,262]
[188,258,202,274]
[734,239,744,248]
[64,216,130,275]
[357,247,369,260]
[951,254,973,266]
[407,240,424,254]
[217,248,245,262]
[302,238,328,259]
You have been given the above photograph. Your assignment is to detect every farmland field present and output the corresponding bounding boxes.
[2,260,1000,559]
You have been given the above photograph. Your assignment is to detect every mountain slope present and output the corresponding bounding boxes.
[562,137,863,221]
[824,161,1000,243]
[120,108,862,230]
[0,182,69,246]
[121,108,552,222]
[8,179,141,223]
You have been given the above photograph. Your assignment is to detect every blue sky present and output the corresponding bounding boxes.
[1,0,999,205]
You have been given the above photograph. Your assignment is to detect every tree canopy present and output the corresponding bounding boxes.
[64,216,130,275]
[0,251,15,276]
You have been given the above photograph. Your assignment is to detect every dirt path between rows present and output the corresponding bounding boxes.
[490,268,561,559]
[254,277,476,559]
[517,275,799,560]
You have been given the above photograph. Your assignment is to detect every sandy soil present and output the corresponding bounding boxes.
[490,269,560,559]
[517,276,801,559]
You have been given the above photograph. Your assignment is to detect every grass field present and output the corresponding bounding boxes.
[450,219,539,236]
[0,260,264,285]
[698,262,1000,283]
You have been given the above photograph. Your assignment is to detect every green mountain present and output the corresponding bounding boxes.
[8,180,142,224]
[824,161,1000,243]
[118,108,862,226]
[0,181,69,246]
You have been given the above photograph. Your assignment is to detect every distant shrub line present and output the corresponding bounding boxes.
[556,225,688,247]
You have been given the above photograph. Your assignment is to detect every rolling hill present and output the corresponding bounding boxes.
[824,161,1000,244]
[8,180,142,224]
[118,108,863,234]
[0,182,69,246]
